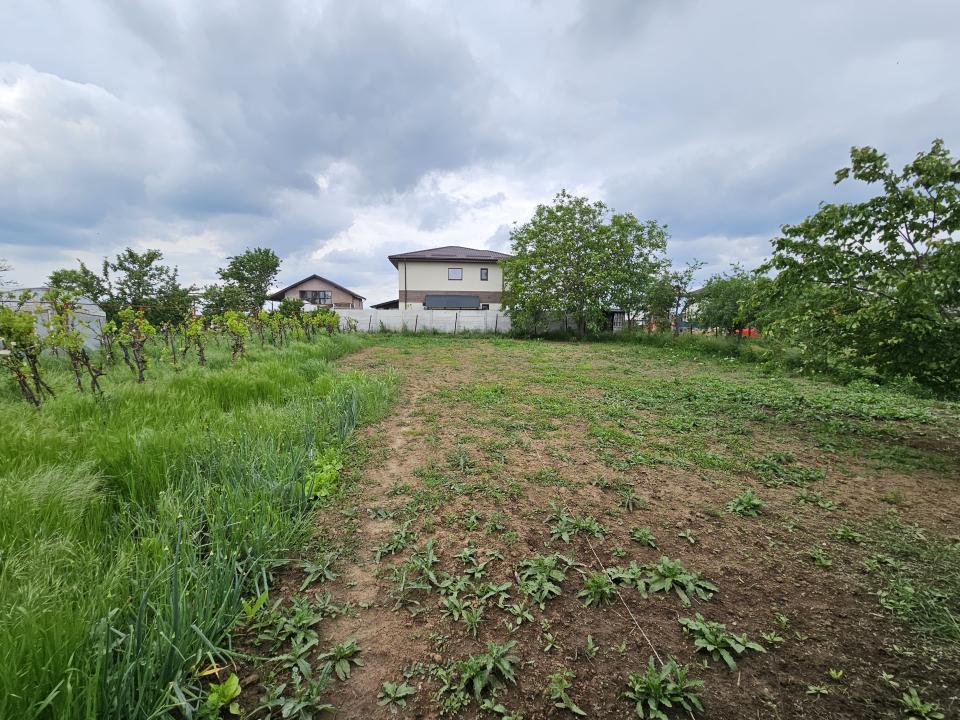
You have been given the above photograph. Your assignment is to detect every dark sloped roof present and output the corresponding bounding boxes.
[370,298,399,309]
[388,245,511,268]
[266,274,365,301]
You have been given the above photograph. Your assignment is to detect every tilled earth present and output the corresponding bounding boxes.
[234,336,960,720]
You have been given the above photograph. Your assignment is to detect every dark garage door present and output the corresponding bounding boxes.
[423,294,481,309]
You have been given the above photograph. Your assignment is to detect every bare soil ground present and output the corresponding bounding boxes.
[235,336,960,720]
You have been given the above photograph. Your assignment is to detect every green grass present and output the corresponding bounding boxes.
[425,334,954,481]
[870,514,960,644]
[0,335,393,719]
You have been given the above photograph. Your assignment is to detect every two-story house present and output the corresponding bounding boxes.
[387,246,511,311]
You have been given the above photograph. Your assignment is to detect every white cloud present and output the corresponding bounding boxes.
[0,63,189,229]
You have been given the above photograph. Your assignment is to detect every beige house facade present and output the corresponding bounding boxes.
[388,246,511,311]
[267,275,365,309]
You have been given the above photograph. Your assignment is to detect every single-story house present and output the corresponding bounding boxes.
[267,275,364,309]
[387,245,511,311]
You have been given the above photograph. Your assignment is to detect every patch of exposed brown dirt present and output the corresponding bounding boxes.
[237,338,960,719]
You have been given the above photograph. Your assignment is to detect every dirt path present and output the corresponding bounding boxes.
[316,348,466,717]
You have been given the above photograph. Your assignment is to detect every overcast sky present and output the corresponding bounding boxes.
[2,1,958,304]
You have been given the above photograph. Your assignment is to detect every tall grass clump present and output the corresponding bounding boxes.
[0,335,392,719]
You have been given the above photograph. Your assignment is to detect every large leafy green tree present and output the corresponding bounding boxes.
[694,264,765,335]
[48,248,194,326]
[503,190,668,334]
[213,247,281,312]
[642,261,703,332]
[199,284,249,317]
[608,216,670,328]
[765,139,960,393]
[643,271,677,332]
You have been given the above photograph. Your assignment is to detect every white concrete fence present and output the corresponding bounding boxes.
[337,309,512,334]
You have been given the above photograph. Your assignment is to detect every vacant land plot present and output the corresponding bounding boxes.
[235,336,960,719]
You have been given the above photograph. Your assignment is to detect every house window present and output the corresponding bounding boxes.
[481,303,490,310]
[480,268,488,281]
[299,290,332,304]
[448,268,463,280]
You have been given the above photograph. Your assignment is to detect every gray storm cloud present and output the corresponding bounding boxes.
[1,0,958,301]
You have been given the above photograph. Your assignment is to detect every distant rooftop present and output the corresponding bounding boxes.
[388,245,511,268]
[266,274,365,301]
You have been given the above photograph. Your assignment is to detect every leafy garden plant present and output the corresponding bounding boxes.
[630,527,657,547]
[644,557,718,606]
[317,638,363,681]
[807,546,833,568]
[377,681,416,709]
[516,553,573,609]
[678,613,765,670]
[258,668,334,719]
[796,490,839,510]
[750,452,825,487]
[545,669,587,717]
[434,641,520,714]
[548,504,608,542]
[622,656,704,720]
[619,488,647,511]
[304,447,343,500]
[830,525,865,544]
[199,673,241,719]
[725,489,765,517]
[900,688,945,720]
[578,571,616,607]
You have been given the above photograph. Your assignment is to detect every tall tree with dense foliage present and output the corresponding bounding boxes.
[200,283,249,316]
[608,216,670,327]
[695,264,765,335]
[642,261,704,332]
[48,248,194,326]
[643,271,677,332]
[765,139,960,393]
[214,247,281,312]
[503,190,668,333]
